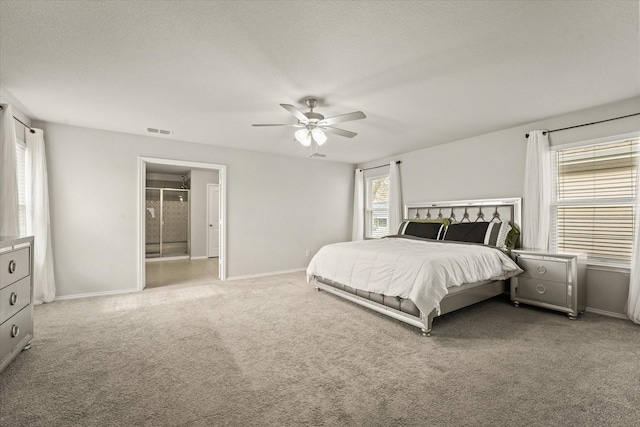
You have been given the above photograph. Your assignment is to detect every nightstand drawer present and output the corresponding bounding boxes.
[0,247,30,289]
[515,277,567,307]
[517,256,568,282]
[0,305,33,364]
[0,276,31,324]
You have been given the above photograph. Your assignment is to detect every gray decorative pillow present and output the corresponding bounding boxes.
[486,221,512,249]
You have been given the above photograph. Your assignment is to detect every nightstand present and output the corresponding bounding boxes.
[1,236,34,372]
[510,249,587,319]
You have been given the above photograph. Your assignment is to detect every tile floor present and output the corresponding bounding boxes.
[145,258,220,289]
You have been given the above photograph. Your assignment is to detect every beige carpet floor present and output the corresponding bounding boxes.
[1,272,638,426]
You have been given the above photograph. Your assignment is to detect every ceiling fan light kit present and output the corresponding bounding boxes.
[253,97,366,157]
[294,128,312,146]
[311,128,327,145]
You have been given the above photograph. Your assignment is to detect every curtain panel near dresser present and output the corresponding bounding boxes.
[25,129,56,304]
[388,161,403,237]
[627,161,640,324]
[0,104,20,236]
[522,130,551,250]
[352,169,364,241]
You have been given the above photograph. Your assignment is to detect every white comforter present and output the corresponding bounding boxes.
[306,237,523,316]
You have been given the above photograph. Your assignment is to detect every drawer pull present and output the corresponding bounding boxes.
[8,260,16,274]
[536,284,547,294]
[11,325,19,338]
[536,265,547,274]
[9,292,18,305]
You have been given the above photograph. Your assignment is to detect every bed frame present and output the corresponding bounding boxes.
[314,197,522,336]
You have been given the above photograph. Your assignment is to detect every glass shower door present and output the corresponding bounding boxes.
[145,189,161,258]
[161,189,190,257]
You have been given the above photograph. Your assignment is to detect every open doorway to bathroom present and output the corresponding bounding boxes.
[145,182,190,260]
[138,157,227,291]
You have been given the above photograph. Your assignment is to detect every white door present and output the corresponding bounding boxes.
[207,184,220,257]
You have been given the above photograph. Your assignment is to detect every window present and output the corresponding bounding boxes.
[15,134,27,235]
[551,137,639,266]
[365,175,389,238]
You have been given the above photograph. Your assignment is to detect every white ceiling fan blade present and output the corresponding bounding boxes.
[252,124,303,127]
[318,111,366,126]
[322,126,358,138]
[280,104,309,123]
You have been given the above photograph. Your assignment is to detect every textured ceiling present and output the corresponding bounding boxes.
[1,0,638,164]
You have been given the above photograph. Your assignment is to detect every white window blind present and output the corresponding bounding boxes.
[365,175,390,238]
[551,138,639,266]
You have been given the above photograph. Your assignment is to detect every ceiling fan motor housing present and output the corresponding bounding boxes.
[302,98,323,123]
[302,111,324,123]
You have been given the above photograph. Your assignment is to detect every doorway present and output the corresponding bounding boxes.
[138,157,227,291]
[207,184,220,258]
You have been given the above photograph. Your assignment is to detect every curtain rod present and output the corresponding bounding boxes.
[0,105,36,134]
[525,112,640,139]
[358,160,401,172]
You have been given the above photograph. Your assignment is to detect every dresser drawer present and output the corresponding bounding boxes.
[0,306,33,364]
[0,247,30,289]
[515,277,567,307]
[517,256,568,282]
[0,276,31,324]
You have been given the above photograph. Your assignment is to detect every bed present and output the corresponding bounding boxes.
[306,198,523,336]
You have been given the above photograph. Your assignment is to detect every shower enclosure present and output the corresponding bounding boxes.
[145,188,190,258]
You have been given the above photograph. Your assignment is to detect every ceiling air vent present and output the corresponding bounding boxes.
[146,127,173,135]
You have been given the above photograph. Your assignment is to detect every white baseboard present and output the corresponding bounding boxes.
[190,256,208,260]
[585,307,629,320]
[55,288,139,301]
[227,268,306,281]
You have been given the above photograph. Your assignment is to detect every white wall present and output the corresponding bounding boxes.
[38,122,353,297]
[190,169,219,258]
[358,97,640,316]
[0,88,32,126]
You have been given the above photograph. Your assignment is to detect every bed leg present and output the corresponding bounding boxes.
[315,287,321,292]
[420,310,435,337]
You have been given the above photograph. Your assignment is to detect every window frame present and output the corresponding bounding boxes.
[549,132,639,269]
[364,172,390,239]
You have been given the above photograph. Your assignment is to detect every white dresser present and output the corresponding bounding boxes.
[0,236,34,372]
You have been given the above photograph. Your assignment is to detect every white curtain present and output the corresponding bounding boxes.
[388,161,402,235]
[26,129,56,304]
[0,104,20,236]
[352,169,364,241]
[627,161,640,324]
[522,130,551,249]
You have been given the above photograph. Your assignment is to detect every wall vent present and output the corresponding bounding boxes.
[146,127,173,135]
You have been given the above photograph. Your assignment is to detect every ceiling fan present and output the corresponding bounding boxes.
[252,98,366,157]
